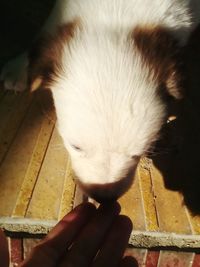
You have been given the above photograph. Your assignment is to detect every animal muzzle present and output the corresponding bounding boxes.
[76,167,136,203]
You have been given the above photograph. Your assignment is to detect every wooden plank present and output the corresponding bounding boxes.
[188,212,200,235]
[150,164,192,234]
[0,92,33,163]
[58,157,76,220]
[139,158,159,231]
[0,92,19,160]
[119,171,146,231]
[12,110,55,218]
[0,99,47,217]
[157,251,194,267]
[145,251,160,267]
[23,239,41,260]
[25,127,73,221]
[125,248,147,267]
[73,185,86,208]
[0,92,17,123]
[10,238,23,266]
[192,254,200,267]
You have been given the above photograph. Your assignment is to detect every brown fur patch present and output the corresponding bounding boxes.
[133,26,184,99]
[29,21,79,90]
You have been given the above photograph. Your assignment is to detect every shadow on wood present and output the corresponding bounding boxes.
[152,25,200,215]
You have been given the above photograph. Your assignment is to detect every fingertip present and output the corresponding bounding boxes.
[74,202,97,212]
[42,202,97,255]
[61,202,96,221]
[117,215,133,233]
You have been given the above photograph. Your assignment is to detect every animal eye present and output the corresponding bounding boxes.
[131,155,140,161]
[71,144,82,151]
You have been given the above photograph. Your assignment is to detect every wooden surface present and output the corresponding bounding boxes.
[0,89,200,250]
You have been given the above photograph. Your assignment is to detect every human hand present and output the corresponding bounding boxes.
[1,202,138,267]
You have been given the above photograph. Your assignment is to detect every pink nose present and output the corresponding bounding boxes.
[76,167,136,203]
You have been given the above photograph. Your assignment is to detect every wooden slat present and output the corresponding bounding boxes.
[0,99,48,216]
[58,151,76,220]
[73,185,86,209]
[0,92,19,160]
[125,248,147,267]
[26,127,71,220]
[119,171,146,231]
[145,251,160,267]
[0,92,30,141]
[12,110,55,218]
[0,92,17,123]
[138,159,159,231]
[10,238,23,266]
[23,239,41,260]
[188,212,200,235]
[150,164,192,234]
[192,254,200,267]
[157,251,194,267]
[0,92,33,163]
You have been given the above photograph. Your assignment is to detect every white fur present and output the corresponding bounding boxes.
[46,0,195,43]
[1,1,199,194]
[52,32,165,184]
[48,0,198,186]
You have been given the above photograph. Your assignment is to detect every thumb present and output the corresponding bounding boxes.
[0,229,9,267]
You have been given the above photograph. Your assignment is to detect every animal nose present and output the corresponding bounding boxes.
[90,186,120,203]
[77,167,136,203]
[78,183,121,203]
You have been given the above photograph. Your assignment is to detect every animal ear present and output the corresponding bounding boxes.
[133,26,184,99]
[28,22,77,91]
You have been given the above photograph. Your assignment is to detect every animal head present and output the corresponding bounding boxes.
[29,22,183,202]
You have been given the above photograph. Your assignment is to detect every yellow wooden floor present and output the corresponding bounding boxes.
[0,89,200,249]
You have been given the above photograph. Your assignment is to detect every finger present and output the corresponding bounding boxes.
[93,215,132,267]
[20,202,96,267]
[43,202,96,247]
[0,229,9,267]
[60,202,121,267]
[120,256,139,267]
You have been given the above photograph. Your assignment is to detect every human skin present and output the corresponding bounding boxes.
[0,202,138,267]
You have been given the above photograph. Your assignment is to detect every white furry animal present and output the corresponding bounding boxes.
[1,0,200,202]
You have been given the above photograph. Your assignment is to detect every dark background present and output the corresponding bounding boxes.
[0,0,55,68]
